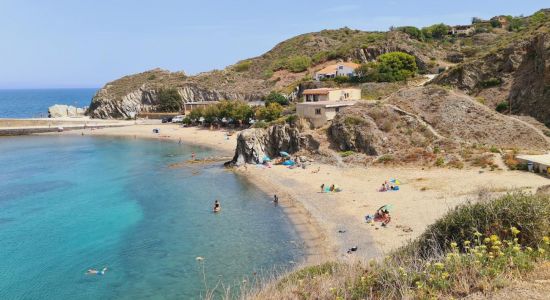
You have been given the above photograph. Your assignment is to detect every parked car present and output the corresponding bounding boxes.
[172,115,184,123]
[161,117,173,123]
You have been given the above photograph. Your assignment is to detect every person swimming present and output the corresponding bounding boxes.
[213,200,221,212]
[86,267,108,276]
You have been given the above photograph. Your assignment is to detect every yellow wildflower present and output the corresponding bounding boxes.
[513,246,521,252]
[490,234,499,242]
[434,262,445,270]
[526,247,533,252]
[474,231,482,237]
[464,240,471,246]
[510,227,520,236]
[484,238,491,244]
[450,242,458,248]
[538,248,546,255]
[442,272,450,279]
[543,236,549,245]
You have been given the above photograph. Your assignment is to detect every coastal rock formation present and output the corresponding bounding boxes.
[230,124,302,165]
[87,69,264,119]
[329,102,437,156]
[434,32,550,125]
[48,105,85,118]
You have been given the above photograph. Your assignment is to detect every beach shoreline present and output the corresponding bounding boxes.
[41,123,550,265]
[43,123,334,265]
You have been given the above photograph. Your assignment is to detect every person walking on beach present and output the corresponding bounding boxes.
[320,184,325,193]
[273,194,278,204]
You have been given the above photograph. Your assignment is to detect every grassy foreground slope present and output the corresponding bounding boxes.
[241,192,550,299]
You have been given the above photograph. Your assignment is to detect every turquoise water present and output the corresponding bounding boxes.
[0,136,303,299]
[0,88,96,118]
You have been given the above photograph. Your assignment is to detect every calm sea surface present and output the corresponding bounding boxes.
[0,136,303,299]
[0,88,96,118]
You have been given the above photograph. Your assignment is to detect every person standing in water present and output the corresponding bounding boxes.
[273,194,279,204]
[213,200,221,212]
[191,152,196,161]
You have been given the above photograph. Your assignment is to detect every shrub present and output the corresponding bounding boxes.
[157,88,182,112]
[421,23,450,39]
[265,92,289,106]
[285,114,298,125]
[256,103,283,122]
[286,56,312,72]
[489,146,500,153]
[252,120,268,128]
[234,60,252,72]
[496,101,509,113]
[376,52,418,82]
[397,26,423,40]
[377,154,394,163]
[147,74,156,80]
[402,192,550,258]
[435,157,445,166]
[479,77,502,88]
[344,116,366,126]
[340,151,355,158]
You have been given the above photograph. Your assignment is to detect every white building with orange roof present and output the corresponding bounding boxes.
[314,62,360,81]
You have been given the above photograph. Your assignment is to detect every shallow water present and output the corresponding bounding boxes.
[0,136,303,299]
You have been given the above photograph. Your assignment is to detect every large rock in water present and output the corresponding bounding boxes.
[48,105,85,118]
[230,124,302,165]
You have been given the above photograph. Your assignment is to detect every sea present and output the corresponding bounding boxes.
[0,90,304,299]
[0,88,96,118]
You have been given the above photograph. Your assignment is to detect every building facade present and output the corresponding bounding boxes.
[302,88,361,102]
[314,62,360,81]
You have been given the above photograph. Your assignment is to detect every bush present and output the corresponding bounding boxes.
[344,116,366,126]
[496,101,509,113]
[376,52,418,82]
[256,103,283,122]
[234,60,252,72]
[403,192,550,258]
[265,92,289,106]
[421,23,450,39]
[340,151,355,158]
[397,26,423,40]
[252,120,268,128]
[479,77,502,88]
[286,55,312,72]
[435,157,445,166]
[157,88,182,112]
[377,154,394,163]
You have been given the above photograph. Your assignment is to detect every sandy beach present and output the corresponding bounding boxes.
[49,123,550,263]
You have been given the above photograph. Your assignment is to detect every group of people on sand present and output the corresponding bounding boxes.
[365,205,392,227]
[379,181,399,192]
[320,184,341,193]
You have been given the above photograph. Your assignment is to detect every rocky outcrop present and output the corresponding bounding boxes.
[434,32,550,125]
[229,124,317,166]
[48,105,85,118]
[352,32,439,71]
[86,69,264,119]
[329,102,437,156]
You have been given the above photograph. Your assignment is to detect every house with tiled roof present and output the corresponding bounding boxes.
[314,62,360,81]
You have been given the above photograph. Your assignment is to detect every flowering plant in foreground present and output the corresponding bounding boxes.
[407,227,550,298]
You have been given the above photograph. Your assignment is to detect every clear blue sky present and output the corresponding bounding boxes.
[0,0,547,88]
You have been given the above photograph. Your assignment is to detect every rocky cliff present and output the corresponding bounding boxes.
[87,69,264,119]
[434,22,550,125]
[229,124,321,166]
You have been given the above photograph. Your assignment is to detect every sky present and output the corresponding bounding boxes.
[0,0,547,88]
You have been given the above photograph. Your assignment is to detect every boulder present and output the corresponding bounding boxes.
[48,105,85,118]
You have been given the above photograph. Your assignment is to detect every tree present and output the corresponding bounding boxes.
[265,92,289,106]
[471,17,484,24]
[531,12,548,24]
[376,52,418,82]
[286,56,312,72]
[421,23,449,39]
[157,88,182,112]
[256,103,283,122]
[398,26,423,40]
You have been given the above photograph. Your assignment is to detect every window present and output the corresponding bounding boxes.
[335,107,340,112]
[315,108,321,115]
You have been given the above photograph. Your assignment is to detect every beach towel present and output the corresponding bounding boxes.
[282,160,295,166]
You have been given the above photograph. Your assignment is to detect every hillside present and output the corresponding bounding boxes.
[434,9,550,125]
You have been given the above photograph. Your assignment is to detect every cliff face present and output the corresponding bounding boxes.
[434,32,550,125]
[229,124,321,166]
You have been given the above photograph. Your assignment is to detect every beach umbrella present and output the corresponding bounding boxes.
[378,204,393,212]
[280,151,290,157]
[263,156,271,162]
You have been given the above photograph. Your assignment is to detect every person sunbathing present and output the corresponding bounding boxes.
[375,207,391,226]
[329,184,335,192]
